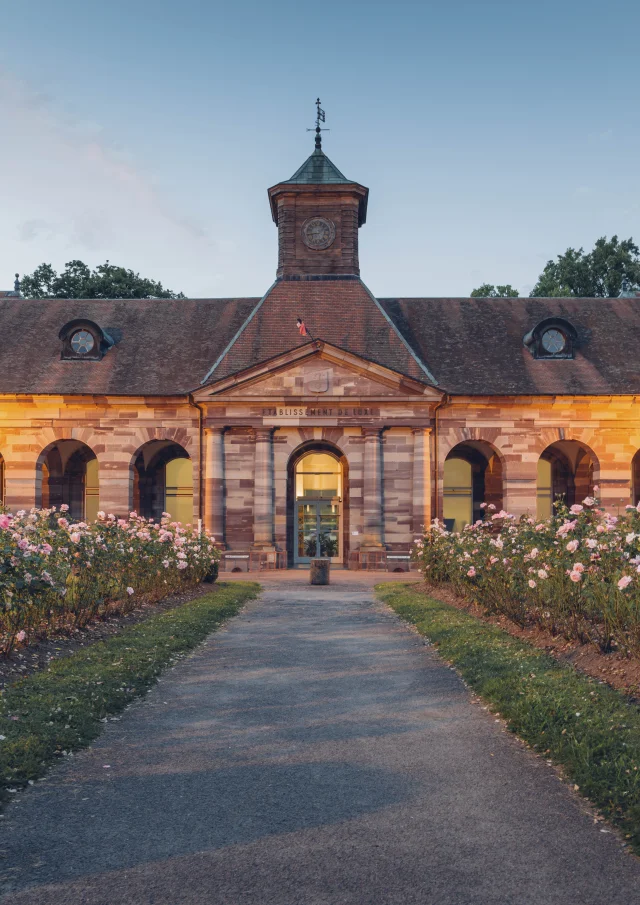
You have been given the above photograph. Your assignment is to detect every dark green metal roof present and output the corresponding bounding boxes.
[284,148,352,184]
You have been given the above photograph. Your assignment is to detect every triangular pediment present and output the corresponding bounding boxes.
[193,341,442,401]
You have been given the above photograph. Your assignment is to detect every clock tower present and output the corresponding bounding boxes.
[268,107,369,280]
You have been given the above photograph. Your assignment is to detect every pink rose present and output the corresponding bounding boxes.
[566,540,579,553]
[618,575,633,590]
[528,579,536,588]
[569,570,582,582]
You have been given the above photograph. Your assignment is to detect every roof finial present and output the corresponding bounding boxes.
[14,273,20,293]
[306,98,328,151]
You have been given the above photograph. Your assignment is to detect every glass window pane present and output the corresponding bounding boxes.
[295,452,341,499]
[165,458,193,525]
[537,457,553,520]
[443,457,473,532]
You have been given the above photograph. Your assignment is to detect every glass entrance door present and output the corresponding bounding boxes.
[296,500,341,563]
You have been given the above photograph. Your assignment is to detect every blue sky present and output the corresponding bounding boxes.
[2,0,638,298]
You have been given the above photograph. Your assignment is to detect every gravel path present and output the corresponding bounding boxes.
[1,580,639,904]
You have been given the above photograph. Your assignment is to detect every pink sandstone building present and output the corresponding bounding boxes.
[1,136,640,571]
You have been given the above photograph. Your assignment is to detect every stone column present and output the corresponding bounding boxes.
[412,427,432,539]
[361,427,384,547]
[252,428,274,548]
[204,427,225,544]
[96,458,130,519]
[504,459,538,520]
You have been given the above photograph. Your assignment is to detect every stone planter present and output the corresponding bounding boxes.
[310,558,330,585]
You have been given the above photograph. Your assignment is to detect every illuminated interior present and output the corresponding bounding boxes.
[295,452,342,500]
[443,457,473,532]
[294,451,342,561]
[165,457,194,525]
[536,457,553,519]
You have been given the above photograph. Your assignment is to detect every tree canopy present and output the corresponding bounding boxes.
[19,260,185,300]
[470,283,520,298]
[529,236,640,298]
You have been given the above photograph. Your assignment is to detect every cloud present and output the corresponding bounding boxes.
[18,219,58,242]
[0,70,214,293]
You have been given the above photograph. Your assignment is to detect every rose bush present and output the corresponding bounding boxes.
[0,508,220,655]
[413,493,640,654]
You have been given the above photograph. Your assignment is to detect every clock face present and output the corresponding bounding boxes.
[301,217,335,250]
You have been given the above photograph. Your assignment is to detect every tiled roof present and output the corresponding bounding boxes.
[0,297,258,395]
[2,291,640,397]
[205,279,432,385]
[379,296,640,395]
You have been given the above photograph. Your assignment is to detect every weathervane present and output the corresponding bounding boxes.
[307,98,329,150]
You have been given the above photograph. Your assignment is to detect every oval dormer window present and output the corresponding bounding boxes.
[540,328,566,355]
[59,319,113,361]
[70,330,95,355]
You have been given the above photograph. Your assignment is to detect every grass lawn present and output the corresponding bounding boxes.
[377,582,640,854]
[0,581,259,803]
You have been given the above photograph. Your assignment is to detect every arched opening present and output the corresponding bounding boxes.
[537,440,597,518]
[287,442,348,566]
[38,440,99,521]
[443,441,503,532]
[132,441,193,524]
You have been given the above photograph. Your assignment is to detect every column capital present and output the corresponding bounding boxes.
[204,425,225,436]
[254,427,274,442]
[361,426,383,439]
[412,426,432,435]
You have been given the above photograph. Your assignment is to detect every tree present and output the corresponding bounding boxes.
[470,283,519,298]
[530,236,640,298]
[19,260,185,299]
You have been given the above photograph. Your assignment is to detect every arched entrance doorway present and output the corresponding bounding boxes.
[443,441,503,532]
[537,441,597,518]
[38,440,99,521]
[132,441,193,524]
[288,445,347,565]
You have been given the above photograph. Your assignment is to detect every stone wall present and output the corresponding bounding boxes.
[1,386,638,571]
[437,396,640,518]
[0,396,201,519]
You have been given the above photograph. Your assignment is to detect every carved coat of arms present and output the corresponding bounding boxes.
[306,370,330,393]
